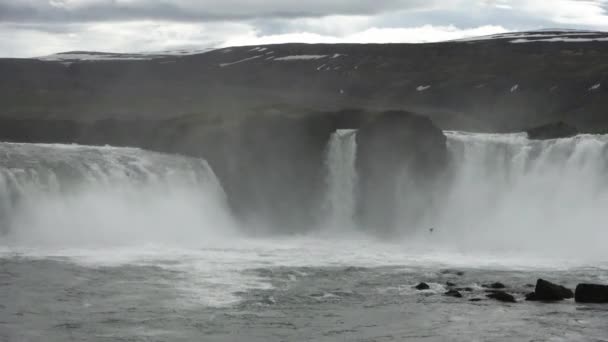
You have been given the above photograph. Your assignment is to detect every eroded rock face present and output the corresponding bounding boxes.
[0,109,448,234]
[355,111,447,233]
[526,122,578,140]
[575,284,608,303]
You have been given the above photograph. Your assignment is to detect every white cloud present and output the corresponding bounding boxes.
[221,24,508,47]
[510,0,608,28]
[1,0,608,57]
[1,20,509,58]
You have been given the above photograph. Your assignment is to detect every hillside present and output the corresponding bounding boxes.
[1,29,607,132]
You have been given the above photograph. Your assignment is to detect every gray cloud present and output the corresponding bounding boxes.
[1,0,608,57]
[0,0,432,22]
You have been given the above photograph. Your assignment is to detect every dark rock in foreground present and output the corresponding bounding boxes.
[486,291,516,303]
[415,282,430,290]
[527,279,573,301]
[444,290,463,298]
[575,284,608,303]
[526,121,578,140]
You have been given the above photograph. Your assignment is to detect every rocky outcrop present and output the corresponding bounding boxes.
[526,122,578,140]
[355,111,447,232]
[575,284,608,303]
[526,279,573,301]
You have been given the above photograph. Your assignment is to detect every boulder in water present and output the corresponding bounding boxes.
[440,269,465,276]
[527,279,573,301]
[525,292,538,301]
[444,290,463,298]
[486,291,516,303]
[415,282,430,290]
[575,284,608,303]
[526,121,578,140]
[446,281,457,287]
[482,282,506,289]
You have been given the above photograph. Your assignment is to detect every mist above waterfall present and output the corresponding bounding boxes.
[429,132,608,258]
[0,142,236,247]
[2,131,608,260]
[321,130,608,260]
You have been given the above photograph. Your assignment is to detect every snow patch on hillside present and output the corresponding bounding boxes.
[274,55,328,61]
[39,52,152,62]
[39,48,217,62]
[219,55,262,67]
[511,37,608,43]
[457,30,608,43]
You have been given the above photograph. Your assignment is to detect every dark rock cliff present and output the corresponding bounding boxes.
[356,111,447,233]
[0,110,444,232]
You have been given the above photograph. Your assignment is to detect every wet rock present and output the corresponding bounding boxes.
[525,292,538,301]
[259,296,276,305]
[482,282,506,289]
[528,279,573,301]
[527,121,578,140]
[486,291,516,303]
[444,290,463,298]
[456,287,474,292]
[446,281,457,287]
[575,284,608,303]
[469,298,483,302]
[415,282,430,290]
[440,269,465,276]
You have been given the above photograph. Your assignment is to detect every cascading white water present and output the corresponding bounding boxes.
[428,132,608,258]
[0,142,236,247]
[319,129,608,259]
[323,129,358,230]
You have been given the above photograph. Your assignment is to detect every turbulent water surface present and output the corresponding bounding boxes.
[2,135,608,341]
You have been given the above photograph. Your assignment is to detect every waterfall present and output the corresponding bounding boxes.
[0,142,235,247]
[323,129,358,231]
[431,132,608,257]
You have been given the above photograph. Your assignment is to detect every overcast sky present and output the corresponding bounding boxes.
[1,0,608,57]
